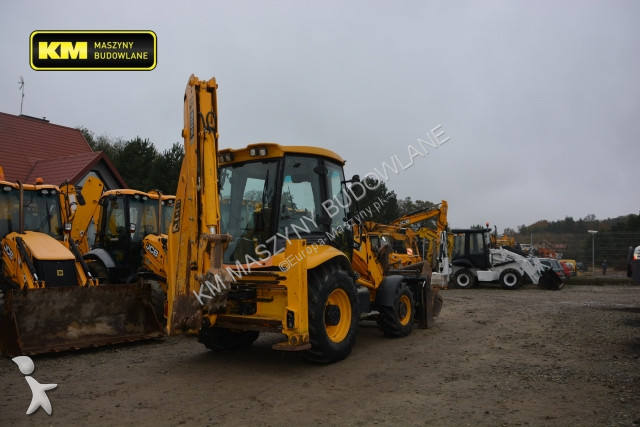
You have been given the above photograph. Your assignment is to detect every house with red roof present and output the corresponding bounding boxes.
[0,112,127,189]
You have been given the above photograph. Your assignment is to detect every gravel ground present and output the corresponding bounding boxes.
[1,283,639,426]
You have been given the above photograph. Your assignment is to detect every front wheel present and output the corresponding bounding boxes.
[499,269,522,290]
[378,281,415,337]
[304,264,359,364]
[452,269,476,289]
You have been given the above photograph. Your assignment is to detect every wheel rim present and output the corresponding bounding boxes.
[457,274,469,287]
[325,288,351,343]
[398,294,412,326]
[505,273,517,286]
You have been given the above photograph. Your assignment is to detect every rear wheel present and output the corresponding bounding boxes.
[452,269,476,289]
[199,327,260,352]
[304,264,359,364]
[499,269,522,290]
[378,281,415,337]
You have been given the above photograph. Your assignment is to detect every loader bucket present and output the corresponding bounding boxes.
[0,283,165,357]
[538,270,564,291]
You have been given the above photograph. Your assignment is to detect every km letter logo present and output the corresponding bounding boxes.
[38,41,88,59]
[30,31,156,71]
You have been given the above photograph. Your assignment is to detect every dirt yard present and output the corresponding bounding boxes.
[1,282,639,426]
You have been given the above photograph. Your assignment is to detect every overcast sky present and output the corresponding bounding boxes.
[1,0,638,232]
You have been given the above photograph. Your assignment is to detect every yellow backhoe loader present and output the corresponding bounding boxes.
[82,188,174,284]
[78,188,175,323]
[164,75,446,363]
[0,179,164,357]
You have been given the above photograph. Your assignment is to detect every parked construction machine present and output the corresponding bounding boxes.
[164,75,445,363]
[82,188,174,285]
[0,179,164,357]
[449,227,562,290]
[390,201,450,266]
[362,223,421,268]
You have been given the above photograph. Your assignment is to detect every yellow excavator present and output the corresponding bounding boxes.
[0,179,164,357]
[164,75,446,363]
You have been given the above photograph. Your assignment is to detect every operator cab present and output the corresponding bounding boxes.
[218,144,353,265]
[451,228,492,270]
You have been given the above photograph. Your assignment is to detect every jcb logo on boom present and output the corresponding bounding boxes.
[38,41,87,60]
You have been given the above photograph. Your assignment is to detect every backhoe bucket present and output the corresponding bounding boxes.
[0,284,165,357]
[538,270,563,290]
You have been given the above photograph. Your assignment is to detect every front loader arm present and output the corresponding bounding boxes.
[166,75,231,334]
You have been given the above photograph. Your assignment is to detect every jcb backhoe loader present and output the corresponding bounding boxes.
[78,188,174,322]
[82,188,174,284]
[164,75,445,363]
[0,179,164,357]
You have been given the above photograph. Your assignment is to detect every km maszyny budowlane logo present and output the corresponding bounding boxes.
[30,31,156,70]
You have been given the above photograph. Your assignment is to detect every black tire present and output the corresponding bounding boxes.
[304,263,359,364]
[198,327,260,352]
[377,281,415,337]
[499,269,522,290]
[452,269,476,289]
[538,270,564,291]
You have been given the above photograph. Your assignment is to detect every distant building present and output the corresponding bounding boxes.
[0,112,126,190]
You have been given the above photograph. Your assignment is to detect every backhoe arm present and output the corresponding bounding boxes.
[166,75,231,334]
[390,200,448,229]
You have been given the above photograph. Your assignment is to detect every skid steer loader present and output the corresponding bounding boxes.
[164,75,446,363]
[0,179,164,357]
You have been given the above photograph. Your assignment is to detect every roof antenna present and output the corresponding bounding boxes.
[18,76,25,115]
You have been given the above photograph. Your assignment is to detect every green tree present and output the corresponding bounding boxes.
[77,126,121,165]
[352,177,400,224]
[397,197,435,217]
[112,137,159,191]
[148,142,184,195]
